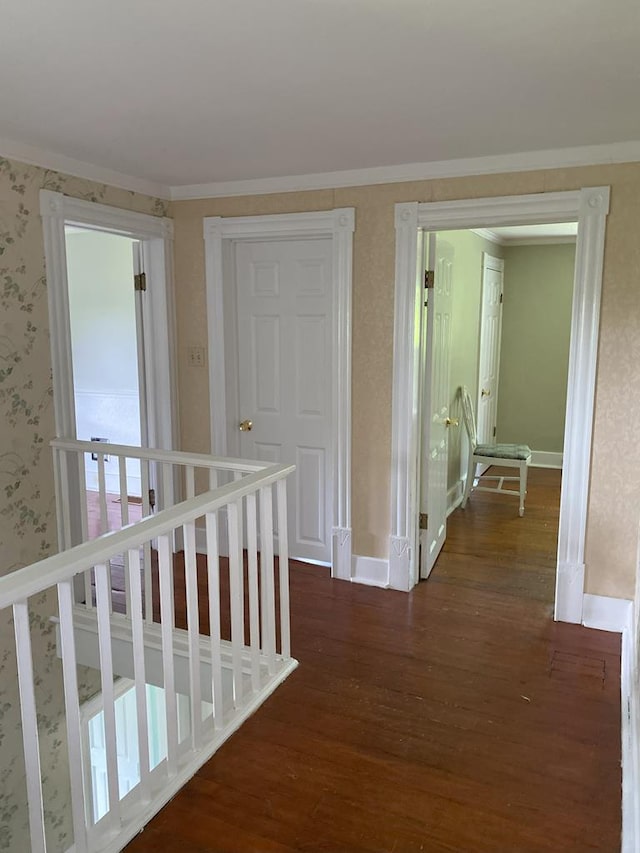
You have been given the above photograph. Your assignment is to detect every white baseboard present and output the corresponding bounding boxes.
[530,450,563,469]
[582,593,632,633]
[447,479,465,517]
[350,554,389,588]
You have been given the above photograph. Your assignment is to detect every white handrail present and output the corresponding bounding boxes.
[51,437,272,474]
[0,462,294,610]
[5,441,297,853]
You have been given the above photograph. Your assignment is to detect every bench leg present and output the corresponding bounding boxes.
[462,452,475,509]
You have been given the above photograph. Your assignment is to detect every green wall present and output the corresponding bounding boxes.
[439,230,504,491]
[497,243,575,452]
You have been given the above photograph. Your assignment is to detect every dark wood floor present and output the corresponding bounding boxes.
[125,468,622,852]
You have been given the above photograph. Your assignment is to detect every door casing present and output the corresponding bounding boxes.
[40,190,178,547]
[389,187,609,624]
[203,209,354,580]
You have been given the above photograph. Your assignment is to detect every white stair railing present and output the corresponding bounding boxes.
[1,441,296,853]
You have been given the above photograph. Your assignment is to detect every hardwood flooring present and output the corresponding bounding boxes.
[125,468,622,852]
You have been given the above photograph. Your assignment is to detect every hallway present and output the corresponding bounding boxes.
[126,467,621,852]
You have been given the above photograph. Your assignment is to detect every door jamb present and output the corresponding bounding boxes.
[40,190,178,544]
[389,187,609,624]
[203,209,355,580]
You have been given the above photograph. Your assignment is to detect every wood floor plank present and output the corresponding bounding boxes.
[125,468,621,852]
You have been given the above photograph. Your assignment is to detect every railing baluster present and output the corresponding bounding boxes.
[227,499,245,707]
[94,563,121,829]
[57,579,89,852]
[158,533,179,774]
[186,465,195,499]
[127,547,151,802]
[141,459,153,623]
[209,468,218,490]
[97,453,109,534]
[276,478,291,660]
[78,452,92,609]
[205,510,224,729]
[12,600,46,853]
[59,447,73,551]
[119,456,131,617]
[184,519,202,750]
[259,486,277,675]
[246,493,261,692]
[162,462,173,512]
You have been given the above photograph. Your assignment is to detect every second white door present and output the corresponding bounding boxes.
[234,238,333,564]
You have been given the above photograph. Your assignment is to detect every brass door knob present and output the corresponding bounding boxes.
[481,388,491,397]
[445,417,459,427]
[238,419,253,432]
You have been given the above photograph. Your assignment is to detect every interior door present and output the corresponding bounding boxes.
[419,234,454,579]
[234,238,333,564]
[477,254,504,455]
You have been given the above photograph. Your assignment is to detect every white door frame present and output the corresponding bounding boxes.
[203,208,355,580]
[389,187,609,623]
[40,190,178,541]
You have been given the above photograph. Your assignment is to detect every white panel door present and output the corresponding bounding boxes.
[477,254,504,449]
[235,238,333,563]
[420,235,454,579]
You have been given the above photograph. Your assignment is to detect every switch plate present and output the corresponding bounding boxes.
[187,346,206,367]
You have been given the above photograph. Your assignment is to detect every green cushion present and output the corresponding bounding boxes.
[475,442,531,461]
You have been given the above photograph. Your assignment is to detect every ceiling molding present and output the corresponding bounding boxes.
[471,228,504,245]
[506,236,577,247]
[169,141,640,201]
[0,136,171,200]
[2,135,639,205]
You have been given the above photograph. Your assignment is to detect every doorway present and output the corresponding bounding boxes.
[204,209,354,579]
[389,187,610,624]
[40,190,177,546]
[418,225,577,584]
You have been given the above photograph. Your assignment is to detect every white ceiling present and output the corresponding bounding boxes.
[1,0,639,194]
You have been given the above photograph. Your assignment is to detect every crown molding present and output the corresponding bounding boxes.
[0,136,171,200]
[169,141,640,200]
[471,227,504,245]
[2,135,639,204]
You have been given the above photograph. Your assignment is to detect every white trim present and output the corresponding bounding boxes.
[0,136,170,199]
[350,555,389,588]
[529,451,563,469]
[447,480,465,516]
[506,236,577,246]
[390,187,610,622]
[40,190,178,486]
[581,594,632,633]
[169,141,640,200]
[203,209,354,580]
[622,594,639,853]
[471,228,504,245]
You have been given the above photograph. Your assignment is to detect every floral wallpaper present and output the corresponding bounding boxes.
[0,156,169,851]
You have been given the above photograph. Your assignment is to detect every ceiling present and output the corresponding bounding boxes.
[1,0,639,196]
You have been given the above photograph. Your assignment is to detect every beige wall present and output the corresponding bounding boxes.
[172,162,640,599]
[438,230,505,492]
[497,243,576,452]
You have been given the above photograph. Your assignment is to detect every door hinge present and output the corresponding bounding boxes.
[499,292,503,304]
[134,272,147,292]
[424,270,435,289]
[419,512,429,530]
[148,488,156,509]
[493,426,497,437]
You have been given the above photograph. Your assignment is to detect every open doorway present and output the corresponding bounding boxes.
[389,188,609,623]
[418,224,577,600]
[65,227,145,535]
[41,190,177,547]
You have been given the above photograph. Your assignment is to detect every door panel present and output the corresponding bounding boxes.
[420,235,454,579]
[235,238,333,563]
